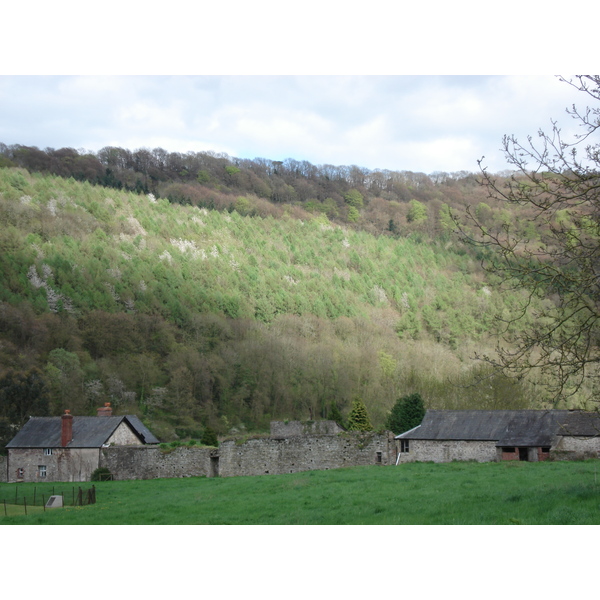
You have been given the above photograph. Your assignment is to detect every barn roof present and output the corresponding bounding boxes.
[6,415,159,448]
[395,410,599,447]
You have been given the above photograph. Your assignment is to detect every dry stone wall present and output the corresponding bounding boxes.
[98,431,395,480]
[0,455,6,482]
[270,420,345,438]
[219,431,394,477]
[100,446,216,480]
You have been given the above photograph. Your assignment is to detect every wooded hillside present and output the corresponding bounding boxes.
[0,147,567,447]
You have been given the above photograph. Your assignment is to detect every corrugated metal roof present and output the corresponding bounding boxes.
[6,415,159,448]
[395,410,595,447]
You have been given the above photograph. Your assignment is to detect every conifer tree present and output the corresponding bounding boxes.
[386,392,425,435]
[201,425,219,447]
[346,398,373,431]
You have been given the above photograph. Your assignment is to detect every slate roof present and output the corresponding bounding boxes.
[395,410,600,447]
[6,415,159,448]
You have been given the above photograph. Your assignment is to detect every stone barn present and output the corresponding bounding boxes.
[5,403,159,483]
[394,410,600,464]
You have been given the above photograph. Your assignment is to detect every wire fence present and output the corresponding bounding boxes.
[1,485,96,516]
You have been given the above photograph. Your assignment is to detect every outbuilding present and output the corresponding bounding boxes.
[395,409,600,464]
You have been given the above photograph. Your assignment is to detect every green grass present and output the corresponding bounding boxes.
[2,460,600,525]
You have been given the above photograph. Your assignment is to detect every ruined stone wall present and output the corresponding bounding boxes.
[100,446,215,480]
[394,439,499,463]
[270,420,345,438]
[218,431,394,477]
[98,432,394,480]
[6,448,100,483]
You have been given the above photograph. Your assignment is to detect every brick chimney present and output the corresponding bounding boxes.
[61,409,73,447]
[97,402,112,417]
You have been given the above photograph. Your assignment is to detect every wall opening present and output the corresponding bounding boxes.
[518,447,529,461]
[376,451,382,464]
[210,456,219,477]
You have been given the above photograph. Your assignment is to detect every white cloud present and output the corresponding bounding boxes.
[0,74,593,174]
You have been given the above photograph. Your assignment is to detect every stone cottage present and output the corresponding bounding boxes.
[394,409,600,463]
[5,403,159,483]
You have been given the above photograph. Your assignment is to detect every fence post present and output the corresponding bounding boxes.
[23,497,27,516]
[42,494,46,512]
[34,487,36,506]
[3,499,6,517]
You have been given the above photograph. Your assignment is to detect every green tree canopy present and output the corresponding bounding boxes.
[343,189,364,209]
[201,425,219,447]
[0,368,50,453]
[407,199,428,224]
[346,398,373,431]
[328,401,345,428]
[385,392,425,435]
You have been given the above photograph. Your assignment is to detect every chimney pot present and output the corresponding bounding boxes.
[97,402,112,417]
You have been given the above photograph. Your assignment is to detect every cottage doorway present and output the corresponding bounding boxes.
[518,447,529,461]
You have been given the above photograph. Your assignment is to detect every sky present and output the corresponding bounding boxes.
[0,74,589,175]
[1,2,594,179]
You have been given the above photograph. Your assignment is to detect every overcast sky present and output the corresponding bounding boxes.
[0,74,589,175]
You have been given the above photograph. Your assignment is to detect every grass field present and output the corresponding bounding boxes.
[2,459,600,525]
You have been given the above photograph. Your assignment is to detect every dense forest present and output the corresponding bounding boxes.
[0,143,577,448]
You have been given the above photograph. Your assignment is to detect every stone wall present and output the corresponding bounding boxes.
[552,436,600,459]
[6,448,100,483]
[395,439,499,463]
[106,421,144,446]
[0,455,6,483]
[100,446,216,480]
[270,420,345,438]
[218,431,394,477]
[98,431,394,481]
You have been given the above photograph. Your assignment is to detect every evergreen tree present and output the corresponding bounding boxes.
[346,398,373,431]
[201,425,219,447]
[385,392,425,435]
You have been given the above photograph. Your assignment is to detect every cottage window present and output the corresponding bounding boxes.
[541,447,551,453]
[502,447,515,453]
[17,467,24,479]
[400,440,410,453]
[44,448,52,456]
[38,465,47,478]
[376,451,382,463]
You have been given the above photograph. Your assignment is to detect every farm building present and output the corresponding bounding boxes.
[5,403,159,483]
[394,410,600,464]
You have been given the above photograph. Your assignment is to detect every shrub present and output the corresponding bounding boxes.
[91,467,113,481]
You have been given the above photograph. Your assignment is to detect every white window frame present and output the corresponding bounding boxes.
[38,465,47,478]
[44,448,52,456]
